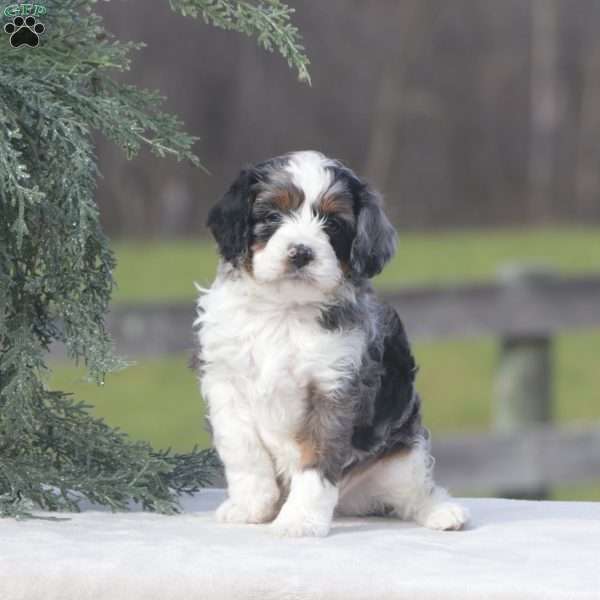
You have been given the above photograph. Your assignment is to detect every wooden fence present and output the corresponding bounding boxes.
[98,267,600,497]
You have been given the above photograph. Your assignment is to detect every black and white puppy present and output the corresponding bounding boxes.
[194,151,468,537]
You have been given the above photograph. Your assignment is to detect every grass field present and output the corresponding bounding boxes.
[51,226,600,500]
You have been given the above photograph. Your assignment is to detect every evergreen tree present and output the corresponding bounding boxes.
[0,0,309,518]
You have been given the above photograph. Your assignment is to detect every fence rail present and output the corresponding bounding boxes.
[433,424,600,493]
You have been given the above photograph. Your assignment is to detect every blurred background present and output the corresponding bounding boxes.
[51,1,600,500]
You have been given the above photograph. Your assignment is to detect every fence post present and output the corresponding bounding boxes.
[493,265,556,499]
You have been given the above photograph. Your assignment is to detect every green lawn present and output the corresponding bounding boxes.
[51,226,600,500]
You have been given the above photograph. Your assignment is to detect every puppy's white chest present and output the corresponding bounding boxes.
[198,283,364,439]
[203,298,323,398]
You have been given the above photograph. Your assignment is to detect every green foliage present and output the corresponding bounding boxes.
[0,0,308,517]
[169,0,310,83]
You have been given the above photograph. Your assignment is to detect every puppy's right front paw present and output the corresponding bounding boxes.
[216,496,278,524]
[269,513,331,538]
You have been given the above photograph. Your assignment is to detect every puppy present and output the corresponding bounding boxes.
[193,151,468,537]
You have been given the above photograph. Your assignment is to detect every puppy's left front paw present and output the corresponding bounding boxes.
[270,513,331,538]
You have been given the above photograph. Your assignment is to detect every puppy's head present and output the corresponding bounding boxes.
[207,151,396,294]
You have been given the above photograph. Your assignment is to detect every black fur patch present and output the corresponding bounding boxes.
[321,162,397,278]
[318,298,364,331]
[349,181,397,278]
[311,295,423,484]
[349,306,421,459]
[207,168,257,264]
[322,215,355,265]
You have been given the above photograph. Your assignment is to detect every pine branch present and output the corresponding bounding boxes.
[169,0,311,83]
[0,0,307,518]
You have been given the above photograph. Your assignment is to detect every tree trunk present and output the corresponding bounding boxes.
[528,0,562,222]
[575,14,600,220]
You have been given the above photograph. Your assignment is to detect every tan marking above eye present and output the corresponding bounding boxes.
[272,191,293,211]
[255,182,305,213]
[319,194,354,220]
[270,188,303,211]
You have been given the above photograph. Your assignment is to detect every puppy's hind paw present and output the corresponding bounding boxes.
[421,501,469,531]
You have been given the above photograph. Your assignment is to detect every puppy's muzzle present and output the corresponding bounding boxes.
[287,243,314,269]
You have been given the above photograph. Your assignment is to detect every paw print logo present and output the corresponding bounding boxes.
[4,16,45,48]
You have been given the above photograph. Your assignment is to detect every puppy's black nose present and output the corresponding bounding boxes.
[288,243,314,268]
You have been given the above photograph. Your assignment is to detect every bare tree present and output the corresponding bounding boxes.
[528,0,563,221]
[575,3,600,219]
[365,1,438,188]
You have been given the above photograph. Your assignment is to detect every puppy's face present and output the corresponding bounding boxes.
[207,151,396,295]
[250,153,357,292]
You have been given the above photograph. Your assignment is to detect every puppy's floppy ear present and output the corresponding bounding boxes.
[207,168,256,264]
[350,181,397,278]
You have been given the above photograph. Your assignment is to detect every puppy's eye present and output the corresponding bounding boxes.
[256,211,281,224]
[325,219,341,233]
[264,212,281,224]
